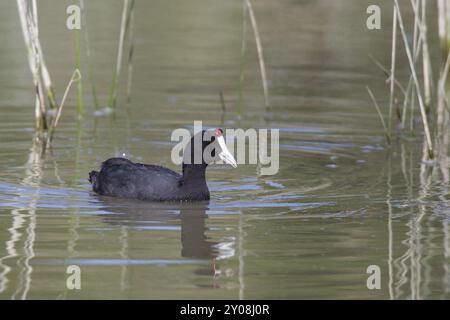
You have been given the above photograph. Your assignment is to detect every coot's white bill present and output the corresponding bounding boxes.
[217,135,238,168]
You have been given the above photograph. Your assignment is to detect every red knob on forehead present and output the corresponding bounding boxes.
[215,128,223,137]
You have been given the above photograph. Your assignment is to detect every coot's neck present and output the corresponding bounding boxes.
[181,163,207,186]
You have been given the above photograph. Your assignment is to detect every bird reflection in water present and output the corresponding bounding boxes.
[97,197,223,288]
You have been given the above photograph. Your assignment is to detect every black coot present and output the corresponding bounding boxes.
[88,128,237,201]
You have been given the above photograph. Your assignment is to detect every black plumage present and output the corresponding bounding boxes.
[89,129,235,201]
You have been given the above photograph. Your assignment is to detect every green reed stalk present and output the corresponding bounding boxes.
[75,27,83,118]
[245,0,270,110]
[108,0,130,108]
[437,52,450,139]
[80,0,99,110]
[126,0,135,104]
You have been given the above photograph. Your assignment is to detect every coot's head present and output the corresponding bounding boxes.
[183,128,237,168]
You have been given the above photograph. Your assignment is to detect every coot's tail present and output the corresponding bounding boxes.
[89,171,99,190]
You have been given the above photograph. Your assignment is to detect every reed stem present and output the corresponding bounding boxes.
[395,0,434,158]
[367,86,391,144]
[438,0,450,60]
[75,27,83,118]
[47,70,82,145]
[421,0,432,110]
[389,5,398,137]
[245,0,270,110]
[80,0,99,110]
[237,0,247,117]
[17,0,46,131]
[125,0,135,104]
[108,0,130,108]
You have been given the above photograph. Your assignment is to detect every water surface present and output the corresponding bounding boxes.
[0,0,449,299]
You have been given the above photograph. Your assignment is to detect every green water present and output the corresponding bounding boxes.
[0,0,449,299]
